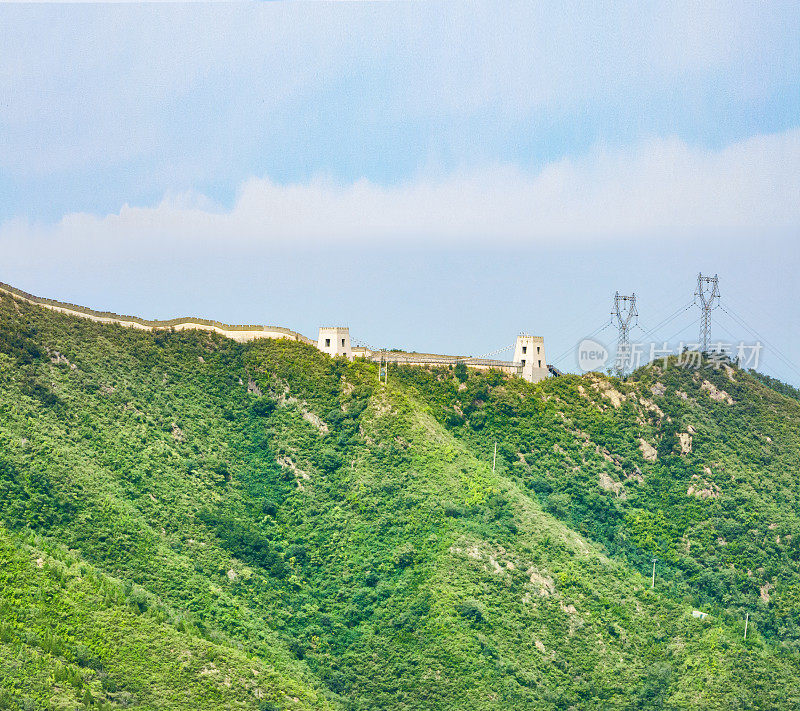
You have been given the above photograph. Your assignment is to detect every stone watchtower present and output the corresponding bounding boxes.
[317,326,353,360]
[513,333,548,383]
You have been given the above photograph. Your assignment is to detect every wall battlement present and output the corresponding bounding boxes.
[0,282,314,345]
[0,281,548,382]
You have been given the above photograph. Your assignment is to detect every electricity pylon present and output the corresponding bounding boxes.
[695,273,720,353]
[612,291,638,377]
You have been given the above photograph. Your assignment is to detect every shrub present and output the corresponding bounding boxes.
[316,448,342,473]
[393,542,416,568]
[445,411,464,427]
[251,398,277,417]
[456,599,484,623]
[657,421,679,458]
[443,502,464,518]
[285,543,306,562]
[546,492,571,519]
[470,411,487,430]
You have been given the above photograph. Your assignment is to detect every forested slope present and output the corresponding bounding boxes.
[1,291,799,710]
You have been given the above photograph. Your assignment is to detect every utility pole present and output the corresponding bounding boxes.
[744,612,749,640]
[651,558,657,589]
[695,273,720,353]
[612,292,638,378]
[378,351,389,385]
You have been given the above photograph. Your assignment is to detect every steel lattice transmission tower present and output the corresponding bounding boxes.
[612,291,638,377]
[695,273,720,353]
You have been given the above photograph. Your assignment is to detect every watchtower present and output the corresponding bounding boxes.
[513,333,548,383]
[317,326,353,360]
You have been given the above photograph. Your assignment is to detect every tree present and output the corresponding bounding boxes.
[657,421,679,458]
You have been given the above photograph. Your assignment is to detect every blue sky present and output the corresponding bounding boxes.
[1,2,799,383]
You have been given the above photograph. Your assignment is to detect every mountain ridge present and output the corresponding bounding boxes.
[1,290,799,709]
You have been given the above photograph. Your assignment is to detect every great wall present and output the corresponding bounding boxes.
[0,281,551,383]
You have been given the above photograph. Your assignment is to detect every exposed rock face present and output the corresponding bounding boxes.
[760,583,772,603]
[687,472,721,499]
[701,380,734,404]
[639,438,657,462]
[302,410,329,434]
[599,470,626,497]
[247,377,263,396]
[278,455,311,490]
[596,380,625,408]
[49,350,77,370]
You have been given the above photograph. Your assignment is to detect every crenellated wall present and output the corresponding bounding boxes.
[0,281,549,381]
[0,282,314,345]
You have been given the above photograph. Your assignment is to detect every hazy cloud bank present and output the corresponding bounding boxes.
[2,129,798,258]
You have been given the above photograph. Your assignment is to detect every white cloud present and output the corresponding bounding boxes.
[2,2,798,179]
[1,129,799,259]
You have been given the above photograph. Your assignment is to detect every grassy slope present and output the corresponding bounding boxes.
[0,529,329,710]
[1,293,799,709]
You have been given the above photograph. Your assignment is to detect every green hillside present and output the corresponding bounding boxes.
[1,291,799,710]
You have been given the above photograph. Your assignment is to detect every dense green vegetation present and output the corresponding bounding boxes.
[1,292,800,709]
[749,369,800,402]
[395,358,800,650]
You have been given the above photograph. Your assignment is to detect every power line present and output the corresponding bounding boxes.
[636,300,695,344]
[720,307,789,369]
[358,270,800,387]
[551,318,614,367]
[712,316,743,346]
[711,316,786,381]
[721,300,799,371]
[457,343,515,362]
[719,305,800,382]
[661,314,700,347]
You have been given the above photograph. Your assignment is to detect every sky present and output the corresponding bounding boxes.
[1,2,799,384]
